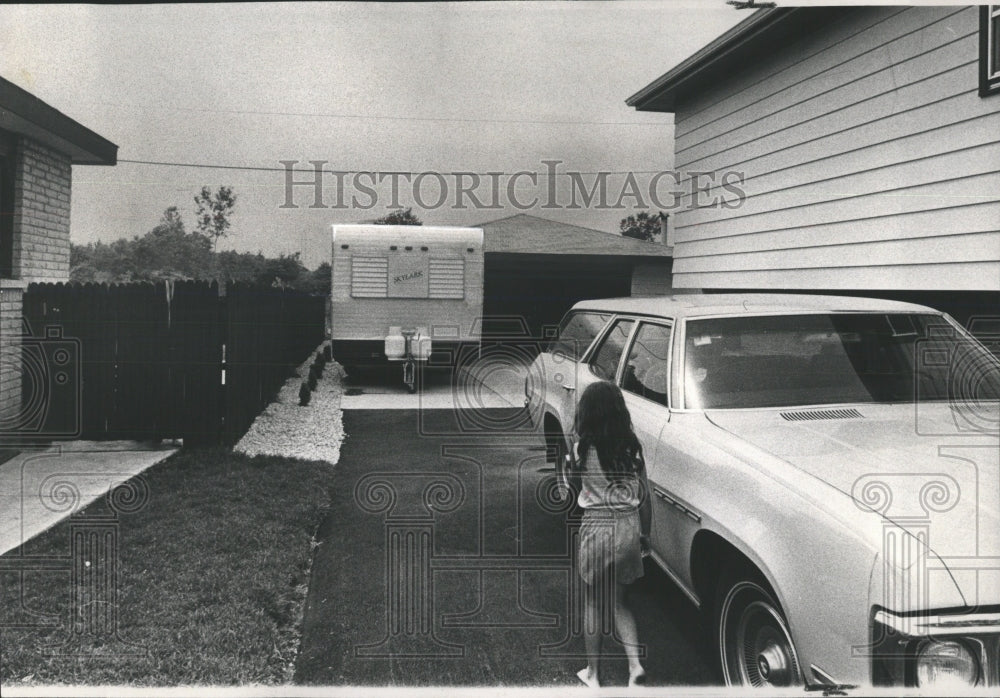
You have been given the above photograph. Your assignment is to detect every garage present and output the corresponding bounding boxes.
[479,214,672,341]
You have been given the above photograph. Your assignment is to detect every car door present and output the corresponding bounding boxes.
[558,316,637,428]
[617,321,675,565]
[651,318,704,591]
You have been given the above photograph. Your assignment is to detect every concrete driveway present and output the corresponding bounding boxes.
[294,408,717,687]
[341,352,530,411]
[0,440,177,557]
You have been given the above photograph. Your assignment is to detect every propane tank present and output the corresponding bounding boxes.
[414,327,432,360]
[384,326,406,360]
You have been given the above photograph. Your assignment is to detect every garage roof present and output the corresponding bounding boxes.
[0,76,118,165]
[478,213,671,258]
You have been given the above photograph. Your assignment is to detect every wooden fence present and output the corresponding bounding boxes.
[21,281,326,444]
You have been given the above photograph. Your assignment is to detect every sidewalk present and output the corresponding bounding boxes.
[0,440,178,557]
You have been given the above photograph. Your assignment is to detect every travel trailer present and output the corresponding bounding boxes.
[330,224,484,391]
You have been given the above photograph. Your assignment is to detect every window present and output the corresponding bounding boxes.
[350,256,388,297]
[981,5,1000,96]
[428,258,464,299]
[589,318,635,381]
[622,322,672,406]
[682,314,1000,409]
[549,311,610,361]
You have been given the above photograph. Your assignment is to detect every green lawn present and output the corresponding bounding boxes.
[0,447,331,685]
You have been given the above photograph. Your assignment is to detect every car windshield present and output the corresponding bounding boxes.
[683,313,1000,409]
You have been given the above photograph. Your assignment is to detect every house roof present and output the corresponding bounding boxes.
[477,213,672,258]
[626,6,849,113]
[0,76,117,165]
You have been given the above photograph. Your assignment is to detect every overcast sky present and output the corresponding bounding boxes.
[1,1,748,268]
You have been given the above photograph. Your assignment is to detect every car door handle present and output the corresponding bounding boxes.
[562,384,576,391]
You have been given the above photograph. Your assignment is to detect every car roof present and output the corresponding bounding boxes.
[572,293,939,319]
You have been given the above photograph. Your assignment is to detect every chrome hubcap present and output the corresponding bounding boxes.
[757,641,790,684]
[720,582,801,688]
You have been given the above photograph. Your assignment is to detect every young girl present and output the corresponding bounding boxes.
[570,380,651,688]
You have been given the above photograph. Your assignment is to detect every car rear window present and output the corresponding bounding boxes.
[684,313,1000,409]
[549,312,610,361]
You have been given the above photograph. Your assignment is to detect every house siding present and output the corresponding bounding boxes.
[670,6,1000,291]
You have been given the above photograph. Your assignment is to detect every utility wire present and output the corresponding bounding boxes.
[117,159,667,176]
[91,100,666,127]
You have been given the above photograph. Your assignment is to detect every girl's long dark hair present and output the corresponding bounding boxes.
[574,380,642,478]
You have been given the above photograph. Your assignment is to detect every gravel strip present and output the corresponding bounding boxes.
[234,345,346,464]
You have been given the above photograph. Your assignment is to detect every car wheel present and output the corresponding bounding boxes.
[715,567,802,688]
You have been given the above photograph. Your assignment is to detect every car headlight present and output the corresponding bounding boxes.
[915,640,979,688]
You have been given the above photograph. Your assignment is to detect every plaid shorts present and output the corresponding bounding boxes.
[577,506,644,585]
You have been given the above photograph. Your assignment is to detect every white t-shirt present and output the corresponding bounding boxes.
[573,442,642,511]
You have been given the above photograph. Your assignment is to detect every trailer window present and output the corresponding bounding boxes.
[350,256,389,298]
[429,258,465,299]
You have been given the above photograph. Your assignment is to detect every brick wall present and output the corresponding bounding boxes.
[1,136,73,435]
[0,284,23,431]
[11,138,72,282]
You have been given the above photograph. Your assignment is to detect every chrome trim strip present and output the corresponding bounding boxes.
[648,549,701,608]
[687,309,943,321]
[676,317,686,410]
[652,485,702,523]
[874,609,1000,636]
[619,319,674,410]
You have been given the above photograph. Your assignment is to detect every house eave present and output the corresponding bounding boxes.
[0,76,117,165]
[626,6,847,113]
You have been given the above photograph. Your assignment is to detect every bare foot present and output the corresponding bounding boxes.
[628,667,647,687]
[576,667,600,688]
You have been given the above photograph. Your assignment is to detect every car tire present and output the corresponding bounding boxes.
[714,564,802,688]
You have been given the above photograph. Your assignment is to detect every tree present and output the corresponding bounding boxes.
[134,207,213,280]
[70,207,213,282]
[620,211,667,242]
[194,185,237,250]
[293,262,331,296]
[372,207,422,225]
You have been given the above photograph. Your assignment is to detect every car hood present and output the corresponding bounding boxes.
[705,402,999,608]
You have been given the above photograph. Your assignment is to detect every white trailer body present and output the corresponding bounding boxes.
[330,225,484,370]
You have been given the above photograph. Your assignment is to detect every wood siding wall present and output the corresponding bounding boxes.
[671,6,1000,291]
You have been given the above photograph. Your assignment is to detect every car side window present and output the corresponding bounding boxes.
[550,312,610,361]
[621,322,672,406]
[589,319,635,381]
